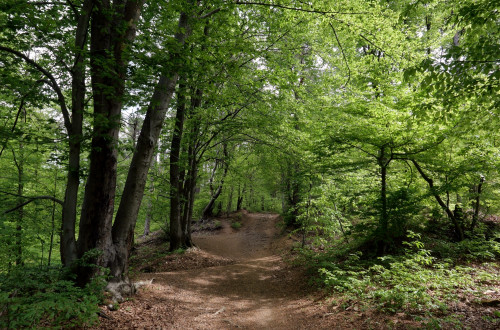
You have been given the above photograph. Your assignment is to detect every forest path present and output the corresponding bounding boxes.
[156,212,310,329]
[97,212,403,329]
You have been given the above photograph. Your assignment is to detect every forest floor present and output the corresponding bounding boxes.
[94,211,495,329]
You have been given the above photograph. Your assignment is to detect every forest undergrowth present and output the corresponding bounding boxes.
[1,213,500,329]
[295,226,500,329]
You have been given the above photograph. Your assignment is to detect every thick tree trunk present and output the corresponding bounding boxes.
[76,0,144,285]
[60,0,92,267]
[110,13,191,287]
[169,84,187,251]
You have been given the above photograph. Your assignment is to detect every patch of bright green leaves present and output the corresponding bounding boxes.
[0,265,103,328]
[231,221,242,229]
[308,232,500,315]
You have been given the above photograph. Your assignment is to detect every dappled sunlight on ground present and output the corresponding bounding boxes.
[96,212,423,329]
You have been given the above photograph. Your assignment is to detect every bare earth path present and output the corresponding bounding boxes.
[97,212,413,329]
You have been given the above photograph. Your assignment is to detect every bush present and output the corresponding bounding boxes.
[231,221,242,229]
[308,232,499,315]
[428,236,500,262]
[0,265,104,328]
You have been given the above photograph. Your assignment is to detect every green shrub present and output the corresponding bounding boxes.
[310,232,499,315]
[428,236,500,262]
[0,265,103,328]
[231,221,242,229]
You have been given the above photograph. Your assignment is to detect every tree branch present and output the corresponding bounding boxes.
[198,8,221,19]
[234,1,368,15]
[410,159,463,240]
[65,0,79,18]
[2,196,63,215]
[0,46,72,133]
[0,79,49,159]
[329,22,350,88]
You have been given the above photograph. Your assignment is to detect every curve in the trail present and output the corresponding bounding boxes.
[194,211,278,261]
[97,212,396,329]
[129,212,321,329]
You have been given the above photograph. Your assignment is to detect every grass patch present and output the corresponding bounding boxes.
[168,248,186,255]
[231,221,242,229]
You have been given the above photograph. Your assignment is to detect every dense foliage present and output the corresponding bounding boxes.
[0,0,498,326]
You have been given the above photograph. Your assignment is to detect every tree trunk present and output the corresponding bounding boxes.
[378,148,389,237]
[76,0,144,285]
[226,186,234,216]
[60,0,92,267]
[143,188,153,237]
[411,160,464,240]
[110,14,191,289]
[202,147,229,219]
[13,145,24,266]
[143,151,157,238]
[48,170,57,266]
[237,183,245,210]
[181,143,198,247]
[180,85,204,247]
[470,175,485,233]
[169,83,188,251]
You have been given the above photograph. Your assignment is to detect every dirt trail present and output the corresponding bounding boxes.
[97,212,404,329]
[157,212,304,329]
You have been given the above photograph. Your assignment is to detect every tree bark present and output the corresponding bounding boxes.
[76,0,144,285]
[60,0,92,268]
[110,11,191,286]
[169,83,188,251]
